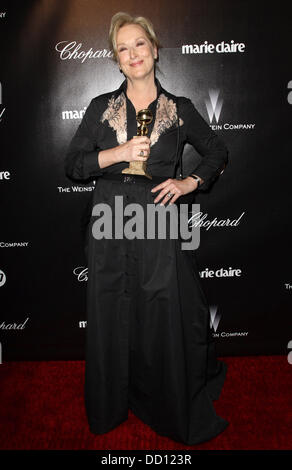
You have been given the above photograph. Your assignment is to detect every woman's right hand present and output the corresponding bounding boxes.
[115,136,150,163]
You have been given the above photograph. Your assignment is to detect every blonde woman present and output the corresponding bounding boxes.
[66,12,229,445]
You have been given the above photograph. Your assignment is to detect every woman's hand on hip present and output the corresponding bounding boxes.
[151,177,199,206]
[115,136,150,163]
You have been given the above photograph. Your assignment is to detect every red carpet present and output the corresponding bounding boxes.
[0,356,291,450]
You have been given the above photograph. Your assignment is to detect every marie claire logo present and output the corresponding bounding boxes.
[55,41,113,63]
[0,171,10,180]
[205,89,255,131]
[210,305,249,338]
[0,82,6,122]
[0,269,6,287]
[182,40,245,55]
[62,107,87,120]
[73,266,88,282]
[200,266,242,278]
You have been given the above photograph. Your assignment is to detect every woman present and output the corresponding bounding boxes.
[65,12,229,445]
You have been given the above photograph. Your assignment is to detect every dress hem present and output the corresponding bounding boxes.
[129,402,229,446]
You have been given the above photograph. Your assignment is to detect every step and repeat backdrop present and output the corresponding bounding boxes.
[0,0,291,360]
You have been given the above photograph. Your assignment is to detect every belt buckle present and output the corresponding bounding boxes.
[122,175,135,184]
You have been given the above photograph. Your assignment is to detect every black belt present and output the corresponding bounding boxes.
[100,173,169,185]
[100,172,195,205]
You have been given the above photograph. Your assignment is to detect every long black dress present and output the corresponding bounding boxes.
[65,78,229,445]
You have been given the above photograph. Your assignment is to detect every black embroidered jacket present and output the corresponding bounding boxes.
[65,78,228,192]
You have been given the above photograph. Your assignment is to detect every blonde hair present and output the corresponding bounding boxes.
[109,12,161,62]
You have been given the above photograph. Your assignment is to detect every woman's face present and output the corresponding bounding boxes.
[116,24,157,81]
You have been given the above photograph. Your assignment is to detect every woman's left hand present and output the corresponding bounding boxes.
[151,177,199,206]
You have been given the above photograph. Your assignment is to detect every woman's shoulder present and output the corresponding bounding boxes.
[90,87,121,106]
[160,86,193,108]
[84,86,124,118]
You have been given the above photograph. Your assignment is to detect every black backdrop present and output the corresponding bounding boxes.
[0,0,291,360]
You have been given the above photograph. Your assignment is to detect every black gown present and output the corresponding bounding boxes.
[65,78,229,445]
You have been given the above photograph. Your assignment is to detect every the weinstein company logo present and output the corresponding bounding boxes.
[210,305,221,332]
[205,89,255,131]
[206,90,223,124]
[0,82,5,122]
[210,304,249,339]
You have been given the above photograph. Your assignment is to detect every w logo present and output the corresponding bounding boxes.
[205,89,223,124]
[209,305,221,332]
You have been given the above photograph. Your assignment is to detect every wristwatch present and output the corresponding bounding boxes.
[189,174,201,188]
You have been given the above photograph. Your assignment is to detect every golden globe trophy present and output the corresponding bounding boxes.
[121,108,153,179]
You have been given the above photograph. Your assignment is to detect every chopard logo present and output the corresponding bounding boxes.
[73,266,88,282]
[55,41,113,63]
[0,317,30,330]
[189,211,245,230]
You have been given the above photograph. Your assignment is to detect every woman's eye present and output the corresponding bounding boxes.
[118,47,126,52]
[137,41,145,46]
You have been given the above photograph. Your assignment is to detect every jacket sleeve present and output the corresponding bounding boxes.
[65,98,104,182]
[183,98,228,191]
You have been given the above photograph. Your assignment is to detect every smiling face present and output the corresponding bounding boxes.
[116,23,157,82]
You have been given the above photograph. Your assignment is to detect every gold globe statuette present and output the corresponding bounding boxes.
[121,108,153,179]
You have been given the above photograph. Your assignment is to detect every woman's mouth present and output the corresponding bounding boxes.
[130,60,143,67]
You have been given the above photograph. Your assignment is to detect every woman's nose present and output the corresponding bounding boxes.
[129,47,137,59]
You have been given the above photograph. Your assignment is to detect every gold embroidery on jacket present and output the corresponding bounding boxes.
[150,94,183,147]
[101,92,184,146]
[101,93,127,145]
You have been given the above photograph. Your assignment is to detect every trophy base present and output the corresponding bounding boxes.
[122,161,152,179]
